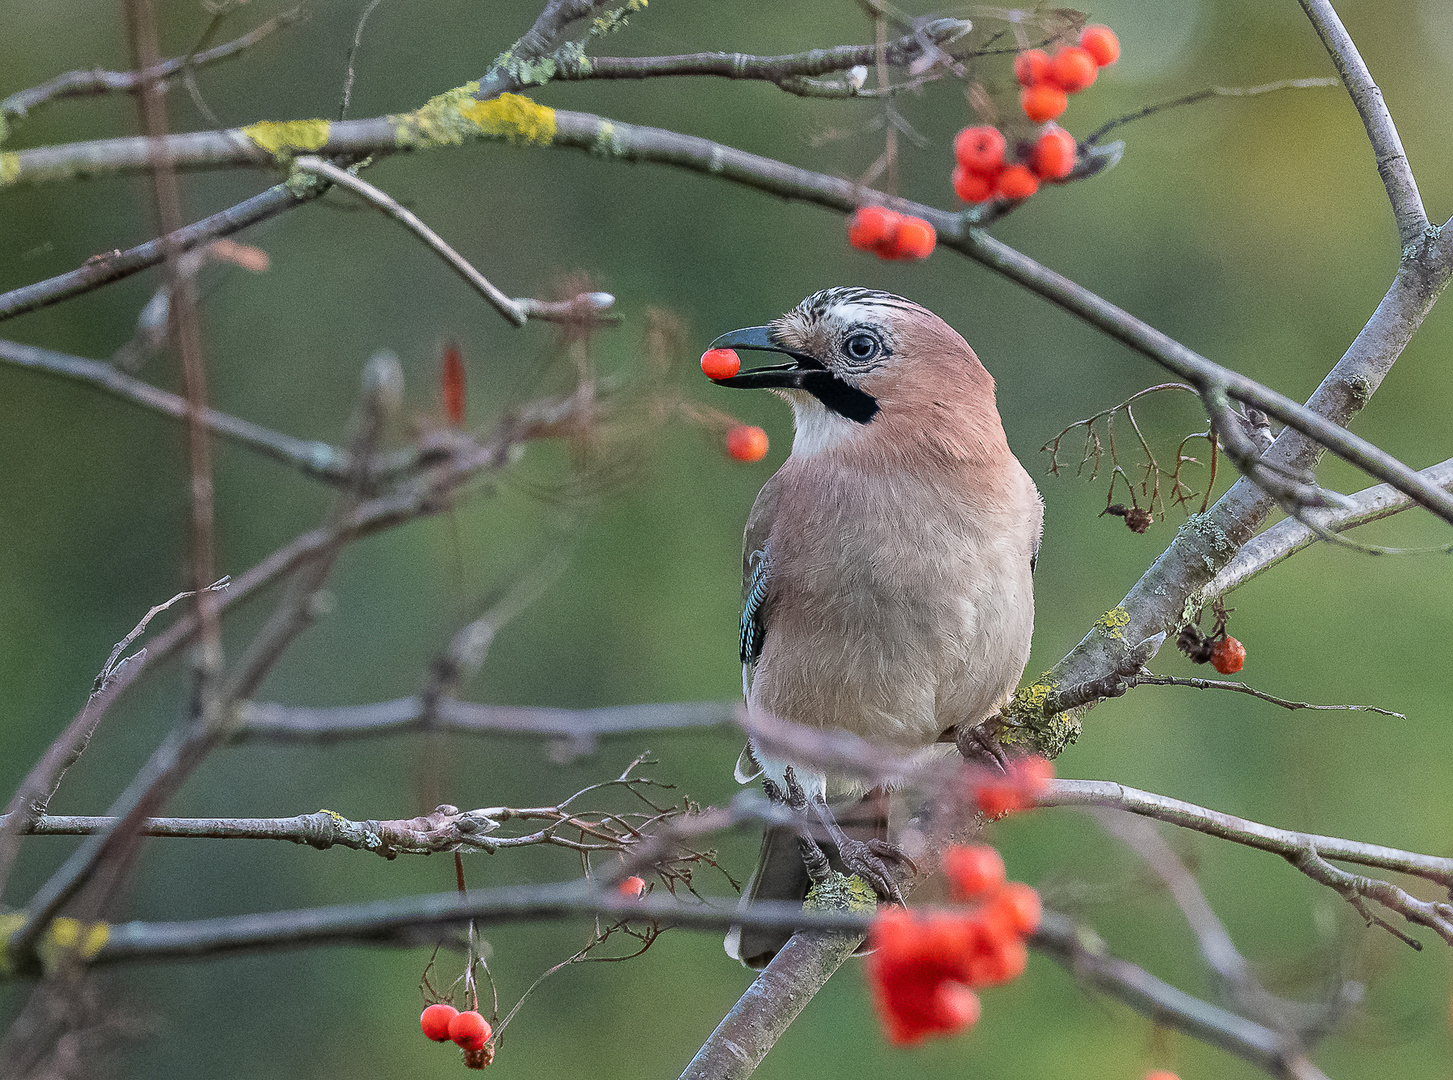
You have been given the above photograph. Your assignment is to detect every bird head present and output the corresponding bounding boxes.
[708,288,1005,461]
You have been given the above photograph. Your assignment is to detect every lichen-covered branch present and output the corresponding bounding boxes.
[1296,0,1428,246]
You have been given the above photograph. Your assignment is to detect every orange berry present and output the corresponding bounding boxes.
[1145,1073,1180,1080]
[848,205,899,252]
[617,875,646,897]
[448,1010,492,1051]
[987,881,1042,935]
[952,165,997,204]
[700,348,741,380]
[885,216,936,260]
[420,1003,458,1041]
[953,125,1006,175]
[1014,48,1052,87]
[1080,25,1121,67]
[943,844,1006,900]
[1031,127,1077,180]
[1050,46,1098,93]
[1211,635,1246,675]
[726,424,769,462]
[996,164,1040,201]
[1020,85,1068,123]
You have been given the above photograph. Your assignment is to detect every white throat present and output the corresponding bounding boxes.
[788,393,863,457]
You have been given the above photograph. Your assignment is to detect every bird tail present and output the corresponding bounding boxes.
[725,788,889,969]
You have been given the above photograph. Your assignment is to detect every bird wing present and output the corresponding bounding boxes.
[734,475,783,784]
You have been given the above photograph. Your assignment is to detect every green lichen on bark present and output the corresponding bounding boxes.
[804,870,878,915]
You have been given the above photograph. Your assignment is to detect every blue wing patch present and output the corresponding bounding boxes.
[740,548,770,665]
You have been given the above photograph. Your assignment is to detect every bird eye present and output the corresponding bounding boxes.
[844,332,881,363]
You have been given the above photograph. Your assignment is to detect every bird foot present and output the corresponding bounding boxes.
[955,721,1009,771]
[829,833,915,905]
[777,768,832,884]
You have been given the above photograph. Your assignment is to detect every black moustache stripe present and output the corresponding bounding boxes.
[799,371,880,424]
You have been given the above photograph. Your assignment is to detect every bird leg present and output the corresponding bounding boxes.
[771,771,831,884]
[809,792,915,905]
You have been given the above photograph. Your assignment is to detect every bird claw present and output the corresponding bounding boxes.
[833,836,910,905]
[956,722,1008,771]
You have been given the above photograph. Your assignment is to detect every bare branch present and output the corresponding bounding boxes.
[0,338,356,482]
[1209,457,1453,598]
[1032,912,1331,1080]
[0,10,303,124]
[1085,77,1340,147]
[1297,0,1428,246]
[292,156,527,325]
[235,697,736,751]
[1127,673,1403,718]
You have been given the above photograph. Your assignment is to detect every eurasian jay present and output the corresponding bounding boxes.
[707,287,1043,968]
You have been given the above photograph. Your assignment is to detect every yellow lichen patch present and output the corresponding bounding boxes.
[36,917,110,970]
[1009,679,1055,720]
[804,870,878,915]
[0,152,20,186]
[459,93,556,145]
[241,119,332,160]
[1093,606,1130,639]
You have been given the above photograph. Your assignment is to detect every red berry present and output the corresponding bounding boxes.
[420,1003,458,1042]
[448,1010,492,1051]
[952,165,997,204]
[1145,1073,1181,1080]
[726,425,769,462]
[617,875,646,897]
[1014,48,1052,87]
[700,348,741,380]
[885,216,935,260]
[1080,25,1121,67]
[848,205,899,252]
[1030,127,1077,180]
[1211,636,1246,675]
[969,934,1027,986]
[996,164,1040,201]
[1020,85,1068,123]
[1049,46,1098,93]
[987,881,1042,935]
[943,844,1005,900]
[953,125,1006,175]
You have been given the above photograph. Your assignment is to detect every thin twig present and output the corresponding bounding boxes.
[1127,673,1403,718]
[338,0,384,120]
[1085,78,1339,146]
[0,10,304,123]
[0,338,355,482]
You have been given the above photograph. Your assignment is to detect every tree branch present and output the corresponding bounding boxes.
[0,10,303,124]
[1208,456,1453,598]
[1296,0,1428,246]
[0,338,356,482]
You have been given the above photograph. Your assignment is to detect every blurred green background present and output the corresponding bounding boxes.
[2,0,1451,1076]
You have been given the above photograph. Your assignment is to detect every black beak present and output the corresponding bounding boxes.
[706,325,880,424]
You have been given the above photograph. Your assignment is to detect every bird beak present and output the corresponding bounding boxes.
[706,325,880,423]
[705,325,822,390]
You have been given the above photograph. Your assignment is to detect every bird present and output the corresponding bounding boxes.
[706,287,1043,968]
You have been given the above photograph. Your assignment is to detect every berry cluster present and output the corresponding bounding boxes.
[953,24,1119,205]
[973,754,1055,818]
[868,843,1042,1045]
[847,206,938,261]
[420,1003,493,1061]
